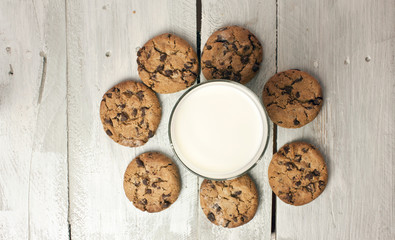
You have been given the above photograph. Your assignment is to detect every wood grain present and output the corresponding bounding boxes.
[276,1,395,239]
[199,0,276,239]
[0,0,68,239]
[66,0,198,239]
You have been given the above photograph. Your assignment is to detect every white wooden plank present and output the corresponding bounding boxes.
[200,1,276,239]
[66,0,198,239]
[276,1,395,239]
[0,0,68,239]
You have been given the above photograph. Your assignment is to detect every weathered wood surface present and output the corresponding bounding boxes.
[275,1,395,239]
[1,0,394,239]
[199,0,276,239]
[0,0,68,239]
[66,0,198,239]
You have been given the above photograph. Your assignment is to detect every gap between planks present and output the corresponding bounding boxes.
[64,0,72,239]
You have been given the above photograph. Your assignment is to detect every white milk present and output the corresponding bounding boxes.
[170,81,268,179]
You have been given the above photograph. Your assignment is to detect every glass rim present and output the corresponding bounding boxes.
[168,80,271,180]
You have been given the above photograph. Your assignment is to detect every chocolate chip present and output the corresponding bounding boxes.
[305,172,314,180]
[295,92,300,98]
[243,45,251,52]
[162,193,170,199]
[106,93,112,98]
[162,201,170,208]
[184,63,193,69]
[294,118,300,125]
[141,107,148,117]
[204,60,212,67]
[137,49,142,57]
[283,86,293,95]
[142,179,148,185]
[213,203,221,212]
[146,52,151,59]
[309,97,322,105]
[206,45,212,50]
[231,191,242,198]
[232,73,241,82]
[252,63,260,72]
[112,87,120,93]
[148,130,154,138]
[285,162,295,171]
[305,183,314,192]
[132,108,138,117]
[240,216,245,222]
[295,181,301,186]
[284,192,293,203]
[231,43,237,51]
[283,146,290,154]
[233,217,238,222]
[222,50,228,55]
[223,70,231,78]
[145,189,152,194]
[136,91,144,101]
[319,180,326,188]
[292,76,303,85]
[152,182,157,188]
[207,212,215,222]
[156,65,164,72]
[159,53,167,62]
[294,155,302,162]
[241,55,250,64]
[123,90,133,97]
[106,130,113,136]
[312,169,320,176]
[134,182,140,187]
[136,158,144,167]
[302,148,308,153]
[120,112,129,121]
[104,118,113,126]
[164,70,173,77]
[141,198,147,205]
[216,35,227,43]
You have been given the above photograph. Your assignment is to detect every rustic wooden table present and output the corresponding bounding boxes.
[0,0,394,239]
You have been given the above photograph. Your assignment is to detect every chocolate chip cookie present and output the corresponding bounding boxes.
[268,142,328,206]
[100,81,161,147]
[200,175,259,228]
[137,33,199,94]
[123,152,181,212]
[201,26,263,84]
[262,69,323,128]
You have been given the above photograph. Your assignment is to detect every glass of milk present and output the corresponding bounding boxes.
[169,80,270,180]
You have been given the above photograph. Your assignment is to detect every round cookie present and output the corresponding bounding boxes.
[137,33,199,94]
[123,152,181,212]
[268,142,328,206]
[100,81,161,147]
[199,175,258,228]
[262,69,323,128]
[201,26,263,84]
